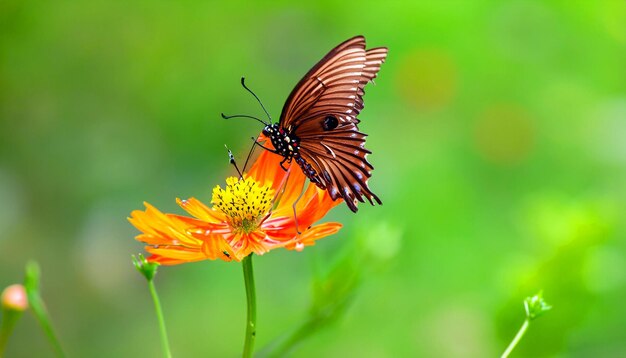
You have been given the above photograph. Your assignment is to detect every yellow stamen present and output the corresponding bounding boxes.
[211,177,274,233]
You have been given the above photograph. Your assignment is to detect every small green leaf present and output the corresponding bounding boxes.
[24,261,40,298]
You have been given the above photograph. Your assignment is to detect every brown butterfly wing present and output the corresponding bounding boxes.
[279,36,387,212]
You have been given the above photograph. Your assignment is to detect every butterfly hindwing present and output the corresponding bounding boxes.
[279,36,387,212]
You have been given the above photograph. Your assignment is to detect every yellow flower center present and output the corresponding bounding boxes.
[211,176,274,233]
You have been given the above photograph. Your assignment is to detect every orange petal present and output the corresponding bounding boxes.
[169,214,231,236]
[269,185,341,234]
[261,216,302,241]
[246,143,306,194]
[284,222,343,251]
[303,186,342,222]
[177,197,226,223]
[145,246,207,265]
[129,203,203,247]
[246,231,275,256]
[275,169,309,209]
[245,135,338,221]
[201,233,238,262]
[130,202,238,265]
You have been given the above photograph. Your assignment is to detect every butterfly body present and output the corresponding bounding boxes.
[263,124,300,159]
[262,124,324,185]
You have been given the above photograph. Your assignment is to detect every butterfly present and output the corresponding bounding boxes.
[225,36,387,212]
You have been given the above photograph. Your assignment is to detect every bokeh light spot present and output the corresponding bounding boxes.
[473,104,534,165]
[0,168,25,242]
[520,194,614,248]
[585,99,626,164]
[362,221,403,261]
[74,201,137,304]
[418,304,494,357]
[600,0,626,44]
[490,1,559,62]
[396,49,456,111]
[583,246,626,293]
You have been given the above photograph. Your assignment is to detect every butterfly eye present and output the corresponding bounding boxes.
[322,115,339,131]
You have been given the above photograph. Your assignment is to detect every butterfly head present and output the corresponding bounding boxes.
[262,124,300,159]
[261,123,277,138]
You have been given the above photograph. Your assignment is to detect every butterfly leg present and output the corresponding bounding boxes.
[241,136,260,174]
[258,165,292,226]
[280,157,292,172]
[291,184,308,235]
[251,137,278,154]
[269,164,305,235]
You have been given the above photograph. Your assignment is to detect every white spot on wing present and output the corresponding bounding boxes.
[321,143,336,158]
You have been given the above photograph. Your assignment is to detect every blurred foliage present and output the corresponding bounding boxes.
[1,0,625,357]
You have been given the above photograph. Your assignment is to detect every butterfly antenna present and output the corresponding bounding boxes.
[221,113,269,126]
[224,144,243,179]
[240,77,273,124]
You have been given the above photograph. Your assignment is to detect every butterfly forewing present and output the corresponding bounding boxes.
[279,36,387,212]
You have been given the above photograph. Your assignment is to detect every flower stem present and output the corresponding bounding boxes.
[148,280,172,358]
[0,307,23,355]
[23,261,65,357]
[242,255,257,358]
[501,318,529,358]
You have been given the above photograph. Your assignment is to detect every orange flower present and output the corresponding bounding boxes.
[129,146,343,264]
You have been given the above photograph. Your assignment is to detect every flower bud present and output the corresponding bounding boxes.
[132,254,159,281]
[1,284,28,312]
[524,291,552,320]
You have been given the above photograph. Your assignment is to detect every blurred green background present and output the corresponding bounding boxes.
[1,0,625,356]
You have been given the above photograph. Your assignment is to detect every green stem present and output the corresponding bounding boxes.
[23,264,65,358]
[30,302,65,357]
[0,308,23,355]
[501,319,530,358]
[242,255,257,358]
[148,280,172,358]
